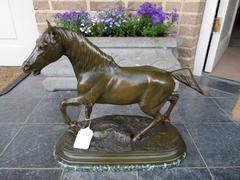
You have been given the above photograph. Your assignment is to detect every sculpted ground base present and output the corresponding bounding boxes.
[54,115,186,166]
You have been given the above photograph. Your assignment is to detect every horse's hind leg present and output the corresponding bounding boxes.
[164,94,179,122]
[85,104,93,120]
[133,94,179,142]
[80,104,94,128]
[133,94,179,141]
[133,96,169,142]
[132,82,174,141]
[133,112,165,142]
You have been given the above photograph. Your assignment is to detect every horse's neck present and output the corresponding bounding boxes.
[63,34,113,78]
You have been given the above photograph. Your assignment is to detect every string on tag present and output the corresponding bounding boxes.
[85,118,91,128]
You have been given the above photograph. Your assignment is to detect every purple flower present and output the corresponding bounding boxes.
[151,5,165,24]
[106,18,113,23]
[137,2,156,17]
[53,10,92,34]
[171,9,178,22]
[165,13,170,20]
[136,2,172,24]
[152,14,163,24]
[54,10,91,25]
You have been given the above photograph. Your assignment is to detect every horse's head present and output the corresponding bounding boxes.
[22,21,64,75]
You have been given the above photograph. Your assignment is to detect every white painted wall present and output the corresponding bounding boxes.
[0,0,38,66]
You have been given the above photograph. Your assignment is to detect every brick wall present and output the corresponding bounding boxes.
[33,0,206,68]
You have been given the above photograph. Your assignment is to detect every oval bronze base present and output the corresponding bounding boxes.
[54,115,186,166]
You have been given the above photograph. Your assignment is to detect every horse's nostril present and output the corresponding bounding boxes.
[22,63,31,72]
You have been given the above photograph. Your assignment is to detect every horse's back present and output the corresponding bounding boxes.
[121,66,173,83]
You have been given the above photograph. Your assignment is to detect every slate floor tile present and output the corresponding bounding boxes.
[175,124,205,167]
[2,75,46,98]
[62,171,137,180]
[26,97,81,124]
[0,169,63,180]
[126,103,183,123]
[0,124,22,154]
[44,91,78,99]
[210,168,240,180]
[172,98,232,123]
[212,98,238,119]
[138,168,212,180]
[179,84,236,98]
[0,98,40,123]
[127,103,171,117]
[0,124,67,168]
[186,123,240,167]
[126,104,149,117]
[90,104,134,119]
[198,76,240,95]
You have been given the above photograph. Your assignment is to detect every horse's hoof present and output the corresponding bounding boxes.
[161,115,170,123]
[132,136,141,142]
[69,123,81,132]
[164,118,170,123]
[78,121,89,128]
[68,127,78,134]
[67,128,75,134]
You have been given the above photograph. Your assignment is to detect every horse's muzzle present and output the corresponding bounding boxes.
[22,61,31,73]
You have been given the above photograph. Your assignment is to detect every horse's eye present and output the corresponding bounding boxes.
[39,44,47,50]
[39,46,44,50]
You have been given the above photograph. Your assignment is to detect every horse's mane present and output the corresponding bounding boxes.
[55,27,116,64]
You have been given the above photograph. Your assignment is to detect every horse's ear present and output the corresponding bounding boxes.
[46,20,58,34]
[47,20,57,31]
[47,20,52,28]
[46,20,58,43]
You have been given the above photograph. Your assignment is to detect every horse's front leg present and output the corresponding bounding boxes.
[85,104,93,120]
[59,80,106,131]
[79,104,94,129]
[59,96,88,132]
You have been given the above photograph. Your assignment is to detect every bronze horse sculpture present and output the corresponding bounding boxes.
[22,22,204,142]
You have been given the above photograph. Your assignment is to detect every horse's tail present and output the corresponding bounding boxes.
[171,68,206,95]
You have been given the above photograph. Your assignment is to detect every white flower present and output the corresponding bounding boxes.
[80,27,84,32]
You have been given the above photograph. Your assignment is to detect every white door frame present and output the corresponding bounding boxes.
[193,0,219,76]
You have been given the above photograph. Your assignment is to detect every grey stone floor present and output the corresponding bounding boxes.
[0,74,240,180]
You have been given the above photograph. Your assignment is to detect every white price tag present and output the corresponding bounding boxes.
[73,126,93,150]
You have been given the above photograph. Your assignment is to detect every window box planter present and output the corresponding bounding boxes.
[41,36,181,91]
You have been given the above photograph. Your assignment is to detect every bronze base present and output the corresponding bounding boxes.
[54,115,186,166]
